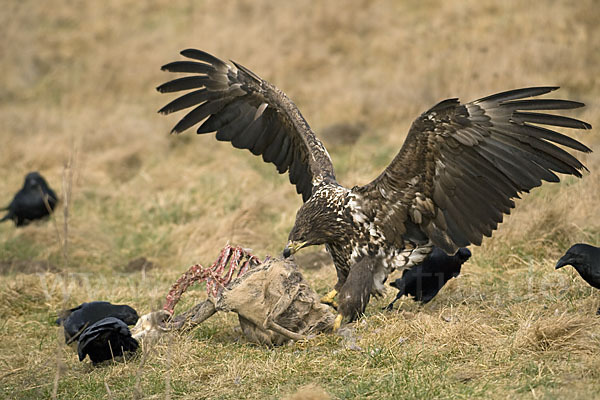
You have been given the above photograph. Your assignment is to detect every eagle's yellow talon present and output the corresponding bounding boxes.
[320,289,338,305]
[333,314,343,331]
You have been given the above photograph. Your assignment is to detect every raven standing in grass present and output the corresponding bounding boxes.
[1,172,58,226]
[77,317,139,364]
[386,247,471,309]
[57,301,139,343]
[555,244,600,314]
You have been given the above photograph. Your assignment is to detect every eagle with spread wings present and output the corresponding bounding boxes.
[158,49,591,329]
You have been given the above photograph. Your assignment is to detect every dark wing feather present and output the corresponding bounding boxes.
[357,87,591,254]
[158,49,336,201]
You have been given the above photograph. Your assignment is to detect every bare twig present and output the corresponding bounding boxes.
[43,187,63,256]
[51,328,63,400]
[51,147,77,399]
[61,149,76,269]
[0,367,25,381]
[108,340,115,364]
[133,339,152,400]
[165,333,173,400]
[104,380,114,400]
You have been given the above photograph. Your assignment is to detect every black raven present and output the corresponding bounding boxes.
[556,243,600,314]
[555,243,600,288]
[1,172,58,226]
[57,301,139,343]
[77,317,139,364]
[386,247,471,309]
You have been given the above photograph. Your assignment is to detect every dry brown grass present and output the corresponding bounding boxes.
[1,0,599,398]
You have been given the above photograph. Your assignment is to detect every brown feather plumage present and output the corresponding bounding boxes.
[159,51,592,323]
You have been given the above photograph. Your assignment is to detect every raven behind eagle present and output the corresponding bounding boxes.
[158,49,591,329]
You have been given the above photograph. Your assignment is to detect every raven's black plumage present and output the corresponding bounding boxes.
[77,317,139,364]
[1,172,58,226]
[555,243,600,314]
[57,301,139,343]
[158,49,592,325]
[386,247,471,309]
[555,243,600,289]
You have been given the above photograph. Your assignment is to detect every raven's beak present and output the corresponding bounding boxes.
[555,255,571,270]
[283,241,307,258]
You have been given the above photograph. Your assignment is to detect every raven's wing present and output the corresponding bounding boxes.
[357,87,591,254]
[158,49,336,201]
[77,317,134,361]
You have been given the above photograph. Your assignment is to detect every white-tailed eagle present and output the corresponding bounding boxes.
[158,49,592,329]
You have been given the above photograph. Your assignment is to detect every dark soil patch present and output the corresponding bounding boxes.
[321,122,364,149]
[0,259,60,275]
[119,257,157,273]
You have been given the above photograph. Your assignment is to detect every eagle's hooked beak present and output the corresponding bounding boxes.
[283,241,307,258]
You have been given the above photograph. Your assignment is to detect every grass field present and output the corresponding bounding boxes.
[1,0,599,398]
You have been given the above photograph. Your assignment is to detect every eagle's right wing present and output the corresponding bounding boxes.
[357,87,591,254]
[158,49,336,202]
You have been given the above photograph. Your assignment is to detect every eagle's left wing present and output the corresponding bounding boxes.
[157,49,336,202]
[356,87,591,254]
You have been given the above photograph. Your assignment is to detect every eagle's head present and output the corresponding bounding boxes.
[283,194,347,258]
